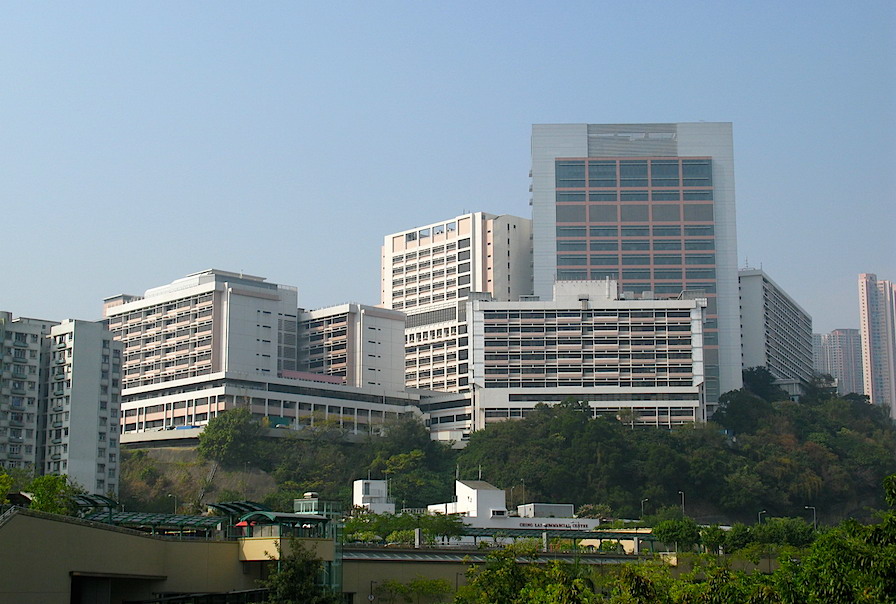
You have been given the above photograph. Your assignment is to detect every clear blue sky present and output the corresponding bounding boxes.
[2,1,894,333]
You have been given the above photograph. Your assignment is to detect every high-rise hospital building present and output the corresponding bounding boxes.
[530,123,742,403]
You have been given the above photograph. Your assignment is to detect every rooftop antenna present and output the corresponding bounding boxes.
[478,464,482,480]
[456,464,459,481]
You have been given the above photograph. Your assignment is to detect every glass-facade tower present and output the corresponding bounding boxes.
[531,123,742,405]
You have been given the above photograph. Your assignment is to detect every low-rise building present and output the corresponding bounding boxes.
[427,480,600,532]
[352,479,395,514]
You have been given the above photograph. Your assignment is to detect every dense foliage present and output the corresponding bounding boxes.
[133,372,896,526]
[454,475,896,603]
[195,412,457,509]
[455,385,896,523]
[259,538,340,604]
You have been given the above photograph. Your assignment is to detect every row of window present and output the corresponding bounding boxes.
[556,203,713,223]
[558,225,714,238]
[557,190,713,201]
[555,158,713,189]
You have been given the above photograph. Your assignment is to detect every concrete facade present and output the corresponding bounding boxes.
[46,320,123,495]
[104,269,300,388]
[299,303,406,393]
[858,273,896,415]
[813,329,864,396]
[352,479,395,514]
[424,281,707,442]
[382,212,533,393]
[0,313,120,495]
[0,313,55,471]
[530,123,741,406]
[738,269,813,389]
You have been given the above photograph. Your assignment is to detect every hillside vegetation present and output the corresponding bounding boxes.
[122,372,896,524]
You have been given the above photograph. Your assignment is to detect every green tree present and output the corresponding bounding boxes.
[260,538,339,604]
[653,518,700,552]
[741,366,789,403]
[197,408,264,467]
[700,524,726,554]
[0,472,13,504]
[26,474,83,515]
[455,542,541,604]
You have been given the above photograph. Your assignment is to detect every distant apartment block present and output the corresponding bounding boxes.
[47,320,123,495]
[813,329,864,396]
[0,313,53,471]
[739,269,813,395]
[298,303,406,393]
[530,122,742,406]
[382,212,533,393]
[0,312,121,495]
[858,273,896,415]
[423,281,708,442]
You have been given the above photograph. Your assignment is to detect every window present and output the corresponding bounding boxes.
[589,205,618,222]
[619,160,648,187]
[681,159,712,186]
[652,205,681,221]
[651,160,680,187]
[589,192,616,202]
[591,255,619,266]
[588,160,616,187]
[558,255,588,266]
[557,240,587,251]
[556,205,586,222]
[590,226,618,237]
[620,205,649,221]
[555,161,585,187]
[557,226,586,238]
[683,204,713,221]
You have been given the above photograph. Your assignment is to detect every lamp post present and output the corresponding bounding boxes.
[640,498,649,520]
[805,505,817,530]
[678,491,685,516]
[167,493,177,514]
[758,510,766,524]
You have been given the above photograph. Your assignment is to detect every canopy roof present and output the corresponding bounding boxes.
[83,511,224,530]
[238,511,329,525]
[207,501,270,516]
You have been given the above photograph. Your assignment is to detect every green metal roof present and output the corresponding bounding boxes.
[84,511,225,530]
[238,511,329,524]
[207,501,270,516]
[72,494,119,508]
[462,527,658,541]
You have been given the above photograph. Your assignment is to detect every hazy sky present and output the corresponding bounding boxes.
[2,2,894,333]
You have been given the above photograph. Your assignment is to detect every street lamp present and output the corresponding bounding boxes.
[167,493,177,514]
[805,505,817,530]
[640,498,649,519]
[678,491,685,516]
[758,510,766,524]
